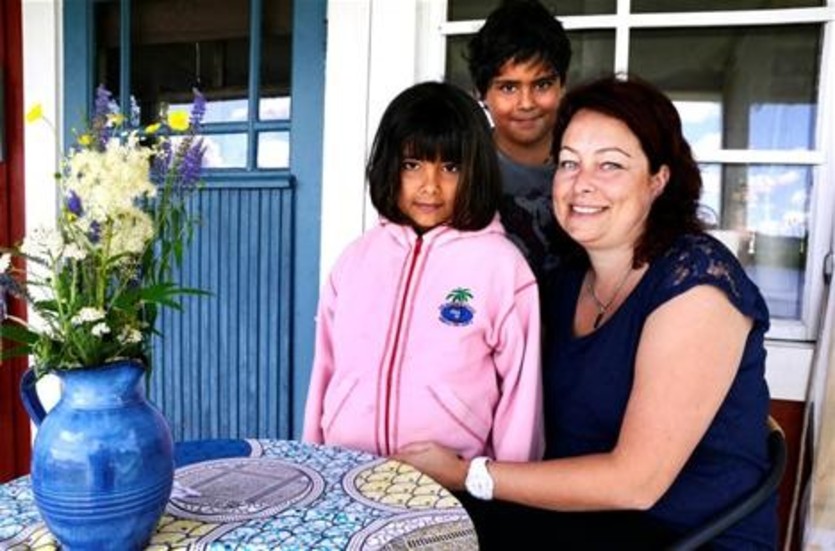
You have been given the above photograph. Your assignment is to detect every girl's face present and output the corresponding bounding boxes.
[553,109,668,252]
[397,157,459,232]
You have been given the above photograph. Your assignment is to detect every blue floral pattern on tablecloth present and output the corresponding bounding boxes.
[0,440,477,550]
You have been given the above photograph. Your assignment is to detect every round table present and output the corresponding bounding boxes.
[0,439,478,550]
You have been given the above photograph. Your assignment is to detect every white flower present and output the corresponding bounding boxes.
[120,327,143,345]
[0,253,10,273]
[109,209,155,257]
[91,322,110,337]
[62,243,87,261]
[20,227,64,260]
[71,307,106,325]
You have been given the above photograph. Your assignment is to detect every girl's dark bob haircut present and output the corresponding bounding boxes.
[367,81,501,231]
[551,74,705,267]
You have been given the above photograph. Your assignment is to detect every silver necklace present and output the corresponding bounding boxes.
[586,266,633,329]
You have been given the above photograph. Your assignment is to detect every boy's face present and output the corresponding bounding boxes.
[482,58,564,164]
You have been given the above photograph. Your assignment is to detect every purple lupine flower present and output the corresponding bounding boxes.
[129,95,141,127]
[178,139,206,189]
[89,221,102,244]
[189,88,207,130]
[150,139,173,186]
[94,85,113,120]
[66,191,83,216]
[0,273,25,322]
[0,280,8,322]
[94,85,114,150]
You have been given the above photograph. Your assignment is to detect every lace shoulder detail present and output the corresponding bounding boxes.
[652,233,769,324]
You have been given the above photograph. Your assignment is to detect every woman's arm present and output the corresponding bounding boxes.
[398,284,752,511]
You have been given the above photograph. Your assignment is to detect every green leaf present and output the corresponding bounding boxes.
[1,344,33,361]
[0,322,40,345]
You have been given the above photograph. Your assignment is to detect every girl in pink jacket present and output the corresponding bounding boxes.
[303,81,543,463]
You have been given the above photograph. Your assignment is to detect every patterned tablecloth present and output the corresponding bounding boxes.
[0,439,478,550]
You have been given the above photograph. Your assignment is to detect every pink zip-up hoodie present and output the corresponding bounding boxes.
[303,216,544,461]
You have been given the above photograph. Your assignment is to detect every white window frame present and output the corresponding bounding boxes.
[414,1,835,344]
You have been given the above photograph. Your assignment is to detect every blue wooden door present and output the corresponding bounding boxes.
[63,0,325,440]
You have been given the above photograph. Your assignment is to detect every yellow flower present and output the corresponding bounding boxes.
[25,104,43,123]
[78,134,93,146]
[107,113,125,127]
[167,111,190,132]
[145,123,161,134]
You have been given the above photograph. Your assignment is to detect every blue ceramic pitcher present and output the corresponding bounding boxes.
[20,359,174,550]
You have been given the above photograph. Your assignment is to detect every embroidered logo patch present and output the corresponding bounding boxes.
[439,287,475,326]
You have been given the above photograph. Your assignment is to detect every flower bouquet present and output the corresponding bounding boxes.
[0,85,207,376]
[0,85,208,549]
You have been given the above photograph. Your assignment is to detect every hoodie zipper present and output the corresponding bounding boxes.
[381,235,423,456]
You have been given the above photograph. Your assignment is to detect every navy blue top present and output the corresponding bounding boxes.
[543,233,777,549]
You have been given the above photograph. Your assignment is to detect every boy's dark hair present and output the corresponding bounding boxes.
[551,74,705,267]
[367,81,501,232]
[467,0,572,98]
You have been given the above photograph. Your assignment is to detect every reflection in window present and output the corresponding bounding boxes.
[630,25,820,152]
[172,133,247,169]
[633,0,821,12]
[697,164,722,226]
[675,100,723,153]
[259,97,291,122]
[724,164,811,319]
[750,104,815,150]
[260,0,293,121]
[445,31,614,95]
[170,98,249,124]
[447,0,615,19]
[258,132,290,168]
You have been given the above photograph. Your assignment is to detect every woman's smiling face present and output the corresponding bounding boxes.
[552,109,668,252]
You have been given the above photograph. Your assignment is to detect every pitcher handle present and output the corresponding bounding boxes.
[19,368,47,426]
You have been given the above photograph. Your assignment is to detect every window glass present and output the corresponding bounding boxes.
[258,132,290,168]
[633,0,821,12]
[677,103,809,319]
[720,164,810,319]
[630,25,820,151]
[176,133,247,169]
[104,0,252,126]
[260,0,292,121]
[445,31,615,94]
[697,164,723,225]
[93,0,121,98]
[447,0,614,20]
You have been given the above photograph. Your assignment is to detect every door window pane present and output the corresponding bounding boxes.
[190,133,248,168]
[93,0,121,98]
[630,25,821,151]
[96,0,252,126]
[260,0,292,121]
[258,132,290,168]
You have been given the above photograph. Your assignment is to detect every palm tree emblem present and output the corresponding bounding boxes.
[439,287,475,326]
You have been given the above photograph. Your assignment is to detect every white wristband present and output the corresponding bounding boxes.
[465,456,494,501]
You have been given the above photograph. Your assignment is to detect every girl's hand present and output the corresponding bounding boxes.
[394,442,469,491]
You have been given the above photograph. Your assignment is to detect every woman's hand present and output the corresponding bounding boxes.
[394,442,469,491]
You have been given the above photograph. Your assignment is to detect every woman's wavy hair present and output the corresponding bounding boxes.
[367,81,501,231]
[551,74,705,267]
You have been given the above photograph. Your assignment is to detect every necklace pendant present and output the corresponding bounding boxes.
[593,312,604,329]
